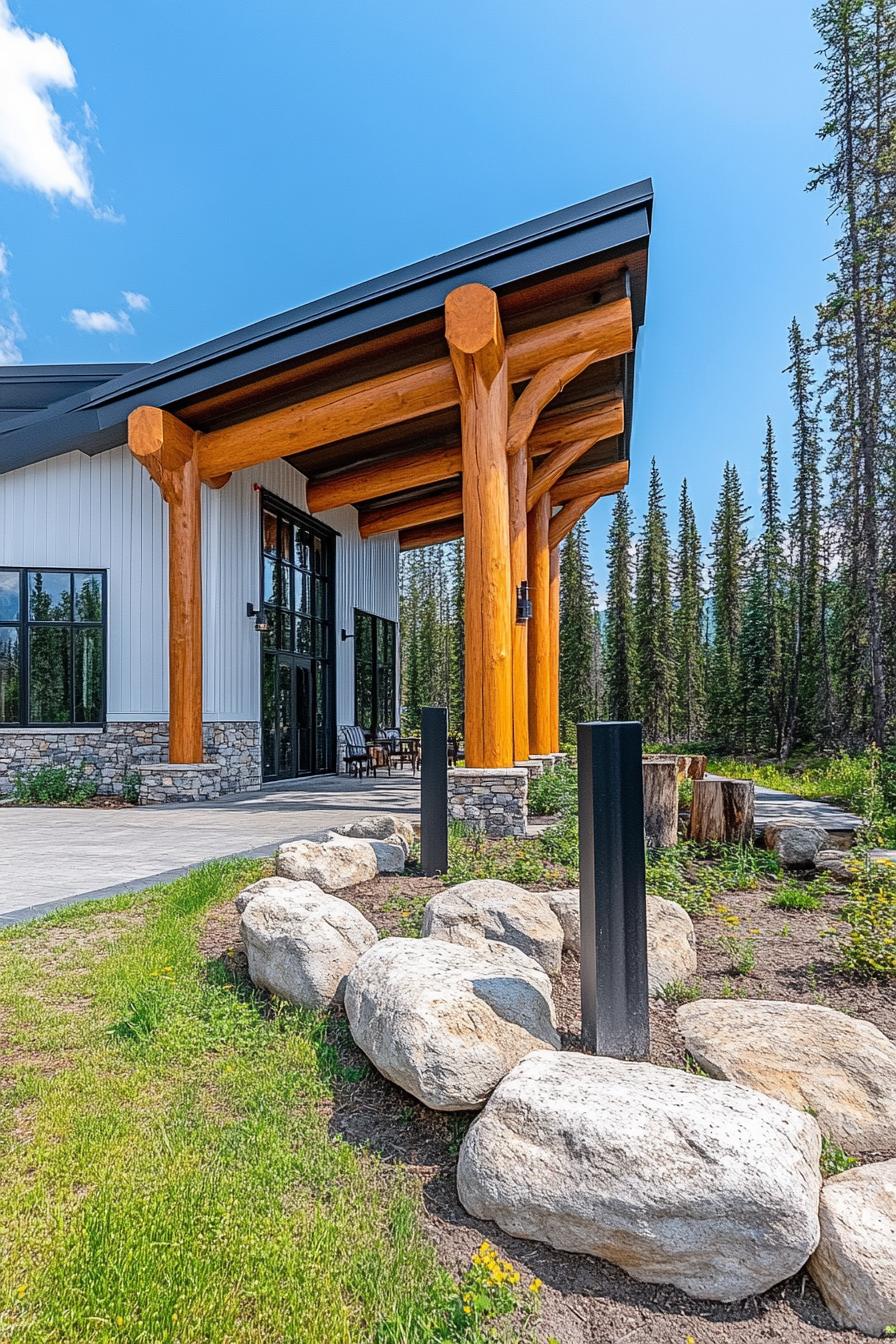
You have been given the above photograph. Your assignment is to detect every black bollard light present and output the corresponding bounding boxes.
[577,720,650,1060]
[420,706,448,876]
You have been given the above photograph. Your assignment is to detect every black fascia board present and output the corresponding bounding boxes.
[0,179,651,474]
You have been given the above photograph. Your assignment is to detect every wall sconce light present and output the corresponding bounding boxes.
[340,628,354,642]
[246,602,269,633]
[516,581,533,623]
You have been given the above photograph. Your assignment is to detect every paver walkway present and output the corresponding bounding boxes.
[0,773,420,924]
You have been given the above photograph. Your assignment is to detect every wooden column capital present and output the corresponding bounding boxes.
[445,283,505,390]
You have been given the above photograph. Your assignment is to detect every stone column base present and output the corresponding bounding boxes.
[516,758,546,779]
[448,766,528,837]
[136,762,222,804]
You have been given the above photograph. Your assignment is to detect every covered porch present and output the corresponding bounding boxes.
[127,182,651,800]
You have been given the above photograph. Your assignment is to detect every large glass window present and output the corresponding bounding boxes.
[354,610,396,736]
[0,569,105,726]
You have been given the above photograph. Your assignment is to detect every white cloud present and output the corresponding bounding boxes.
[0,239,23,363]
[69,307,133,335]
[0,0,96,209]
[122,290,149,312]
[0,240,9,276]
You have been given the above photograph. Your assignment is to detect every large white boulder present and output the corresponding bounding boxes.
[344,936,559,1111]
[240,886,377,1008]
[764,819,829,868]
[457,1051,822,1303]
[809,1160,896,1337]
[528,889,696,993]
[338,814,415,848]
[234,875,321,915]
[677,998,896,1153]
[421,879,564,975]
[367,838,407,874]
[277,835,377,890]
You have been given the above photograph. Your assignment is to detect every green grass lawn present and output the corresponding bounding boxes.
[0,860,478,1344]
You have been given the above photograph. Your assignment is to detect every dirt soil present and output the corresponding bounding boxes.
[202,872,896,1344]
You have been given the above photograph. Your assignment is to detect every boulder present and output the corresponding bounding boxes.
[677,998,896,1153]
[809,1160,896,1337]
[457,1050,822,1303]
[234,874,320,915]
[534,888,580,953]
[528,889,696,993]
[814,849,854,883]
[764,819,829,868]
[338,814,415,848]
[240,886,377,1009]
[277,835,377,890]
[421,879,564,975]
[368,838,406,874]
[344,936,559,1111]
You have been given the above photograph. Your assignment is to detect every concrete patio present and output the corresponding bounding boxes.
[0,772,420,924]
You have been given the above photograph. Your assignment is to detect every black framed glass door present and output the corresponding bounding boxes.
[260,496,335,780]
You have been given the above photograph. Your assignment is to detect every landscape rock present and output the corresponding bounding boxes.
[368,838,406,874]
[677,998,896,1153]
[338,814,415,848]
[234,874,320,915]
[535,888,580,953]
[814,848,855,883]
[240,887,378,1008]
[344,936,559,1111]
[809,1160,896,1337]
[277,835,377,890]
[421,879,564,975]
[457,1050,822,1303]
[764,819,829,868]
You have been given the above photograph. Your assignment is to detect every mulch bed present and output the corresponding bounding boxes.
[201,868,896,1344]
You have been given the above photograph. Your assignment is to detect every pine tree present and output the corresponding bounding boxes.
[634,460,675,742]
[604,491,637,720]
[673,479,705,743]
[707,463,750,750]
[559,520,600,736]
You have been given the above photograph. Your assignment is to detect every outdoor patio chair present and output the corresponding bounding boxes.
[340,725,375,777]
[380,727,420,773]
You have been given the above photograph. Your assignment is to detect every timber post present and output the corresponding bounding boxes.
[527,493,552,755]
[129,406,204,764]
[549,544,560,753]
[445,283,514,769]
[508,441,530,762]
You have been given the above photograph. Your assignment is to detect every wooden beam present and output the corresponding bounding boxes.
[527,492,552,755]
[549,491,602,549]
[507,348,604,457]
[128,407,204,765]
[529,395,624,456]
[551,459,629,504]
[446,283,513,769]
[358,489,462,538]
[398,517,464,551]
[196,297,631,480]
[549,545,560,753]
[527,400,623,508]
[508,441,529,761]
[307,442,461,514]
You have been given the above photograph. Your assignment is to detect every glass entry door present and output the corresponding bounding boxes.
[260,497,335,781]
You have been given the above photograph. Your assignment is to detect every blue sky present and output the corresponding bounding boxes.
[0,1,830,592]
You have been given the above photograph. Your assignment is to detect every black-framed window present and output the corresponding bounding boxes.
[0,569,106,726]
[354,610,396,736]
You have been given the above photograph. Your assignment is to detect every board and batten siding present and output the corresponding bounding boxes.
[0,445,399,727]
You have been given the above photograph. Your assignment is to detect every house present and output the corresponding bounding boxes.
[0,180,652,821]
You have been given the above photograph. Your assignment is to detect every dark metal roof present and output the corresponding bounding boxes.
[0,179,652,475]
[0,364,143,425]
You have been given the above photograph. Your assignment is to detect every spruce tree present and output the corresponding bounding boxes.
[634,460,675,742]
[604,491,637,721]
[673,479,705,743]
[706,463,750,750]
[743,418,789,755]
[448,539,465,737]
[559,520,600,736]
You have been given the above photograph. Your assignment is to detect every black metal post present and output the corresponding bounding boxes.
[577,720,650,1060]
[420,706,449,876]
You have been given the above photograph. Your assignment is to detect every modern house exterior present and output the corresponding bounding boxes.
[0,180,651,816]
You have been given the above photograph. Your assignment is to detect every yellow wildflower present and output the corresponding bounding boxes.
[530,1277,542,1293]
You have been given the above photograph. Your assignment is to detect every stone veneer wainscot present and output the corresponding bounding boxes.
[448,766,529,838]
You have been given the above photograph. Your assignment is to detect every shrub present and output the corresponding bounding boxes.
[766,877,828,911]
[527,762,577,818]
[657,978,702,1005]
[719,932,757,976]
[445,822,574,889]
[837,858,896,977]
[11,764,97,805]
[122,769,141,805]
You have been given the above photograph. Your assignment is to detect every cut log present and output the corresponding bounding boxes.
[689,778,755,845]
[642,760,679,849]
[643,753,707,781]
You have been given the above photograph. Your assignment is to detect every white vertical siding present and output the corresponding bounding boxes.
[0,446,399,727]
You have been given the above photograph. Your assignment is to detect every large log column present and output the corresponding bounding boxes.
[527,492,552,755]
[508,442,529,762]
[129,407,204,764]
[549,544,560,752]
[445,284,513,768]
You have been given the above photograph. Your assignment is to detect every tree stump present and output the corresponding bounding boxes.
[688,778,755,844]
[643,753,707,781]
[642,759,679,849]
